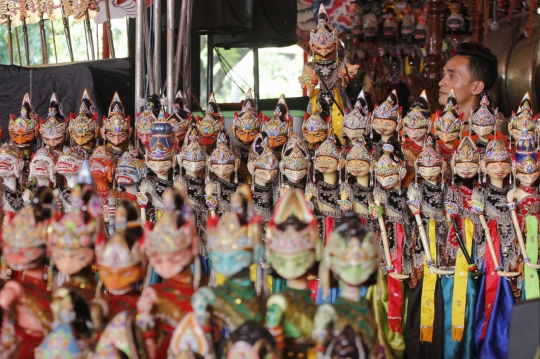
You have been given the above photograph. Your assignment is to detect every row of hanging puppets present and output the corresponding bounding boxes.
[0,82,538,357]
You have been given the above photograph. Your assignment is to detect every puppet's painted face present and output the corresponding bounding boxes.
[376,174,400,189]
[71,130,95,147]
[97,264,144,294]
[436,131,460,145]
[104,130,130,147]
[510,128,535,143]
[347,159,370,178]
[253,168,278,185]
[283,168,308,183]
[404,127,428,143]
[136,132,152,145]
[472,125,493,138]
[89,157,114,185]
[418,166,442,183]
[3,244,45,271]
[485,161,511,181]
[149,249,194,280]
[182,160,205,175]
[30,157,55,182]
[267,249,315,280]
[454,162,479,179]
[268,135,287,150]
[10,130,36,147]
[343,128,366,144]
[302,130,327,146]
[147,160,173,176]
[0,154,20,178]
[209,249,252,278]
[330,255,377,287]
[200,133,218,147]
[116,165,142,187]
[211,163,235,179]
[51,247,95,276]
[516,171,540,187]
[315,156,339,174]
[372,119,397,136]
[234,128,259,145]
[311,43,337,60]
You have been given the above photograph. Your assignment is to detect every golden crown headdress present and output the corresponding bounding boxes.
[261,95,291,138]
[233,89,262,132]
[484,139,511,163]
[510,92,537,132]
[281,132,310,171]
[50,186,97,250]
[373,90,400,122]
[403,89,431,129]
[209,132,236,165]
[207,185,261,252]
[96,205,143,268]
[346,137,372,163]
[310,4,338,48]
[315,131,342,160]
[249,133,279,171]
[9,93,38,133]
[3,205,46,249]
[452,136,480,164]
[374,143,403,177]
[470,94,497,127]
[181,128,206,162]
[266,189,318,254]
[435,89,462,133]
[514,130,539,174]
[196,93,224,136]
[344,89,370,130]
[135,108,157,135]
[69,89,98,135]
[91,145,117,164]
[147,186,197,254]
[103,92,131,133]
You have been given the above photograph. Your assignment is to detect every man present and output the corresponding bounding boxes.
[438,42,498,124]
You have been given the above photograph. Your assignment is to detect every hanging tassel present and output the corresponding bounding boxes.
[193,256,201,289]
[452,326,465,341]
[420,326,434,343]
[46,258,54,291]
[209,267,217,287]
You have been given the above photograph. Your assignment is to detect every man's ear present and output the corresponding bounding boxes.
[471,81,485,96]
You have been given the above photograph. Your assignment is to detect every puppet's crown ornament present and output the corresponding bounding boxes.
[281,133,310,171]
[3,205,46,249]
[181,128,206,162]
[303,105,329,133]
[315,131,342,160]
[40,93,67,138]
[374,144,403,177]
[373,90,400,122]
[266,188,318,254]
[147,108,176,161]
[310,4,338,47]
[233,89,262,132]
[147,186,197,254]
[416,136,443,167]
[9,93,38,133]
[436,88,462,133]
[70,89,98,135]
[510,92,537,132]
[249,133,279,171]
[514,130,540,174]
[484,139,511,163]
[261,95,291,138]
[344,90,371,131]
[452,136,480,164]
[209,132,236,165]
[103,92,130,133]
[403,89,431,129]
[196,93,224,136]
[470,94,497,127]
[96,205,143,268]
[346,137,372,163]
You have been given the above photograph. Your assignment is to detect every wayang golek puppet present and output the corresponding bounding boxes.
[54,145,87,213]
[39,93,68,154]
[101,92,132,158]
[196,93,225,154]
[68,88,99,156]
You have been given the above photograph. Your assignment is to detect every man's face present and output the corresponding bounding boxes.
[439,55,474,106]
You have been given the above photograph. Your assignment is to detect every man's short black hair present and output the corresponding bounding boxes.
[456,42,498,91]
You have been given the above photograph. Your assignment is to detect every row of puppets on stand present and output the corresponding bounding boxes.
[0,78,539,359]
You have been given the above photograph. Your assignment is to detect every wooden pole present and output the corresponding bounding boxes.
[425,0,444,79]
